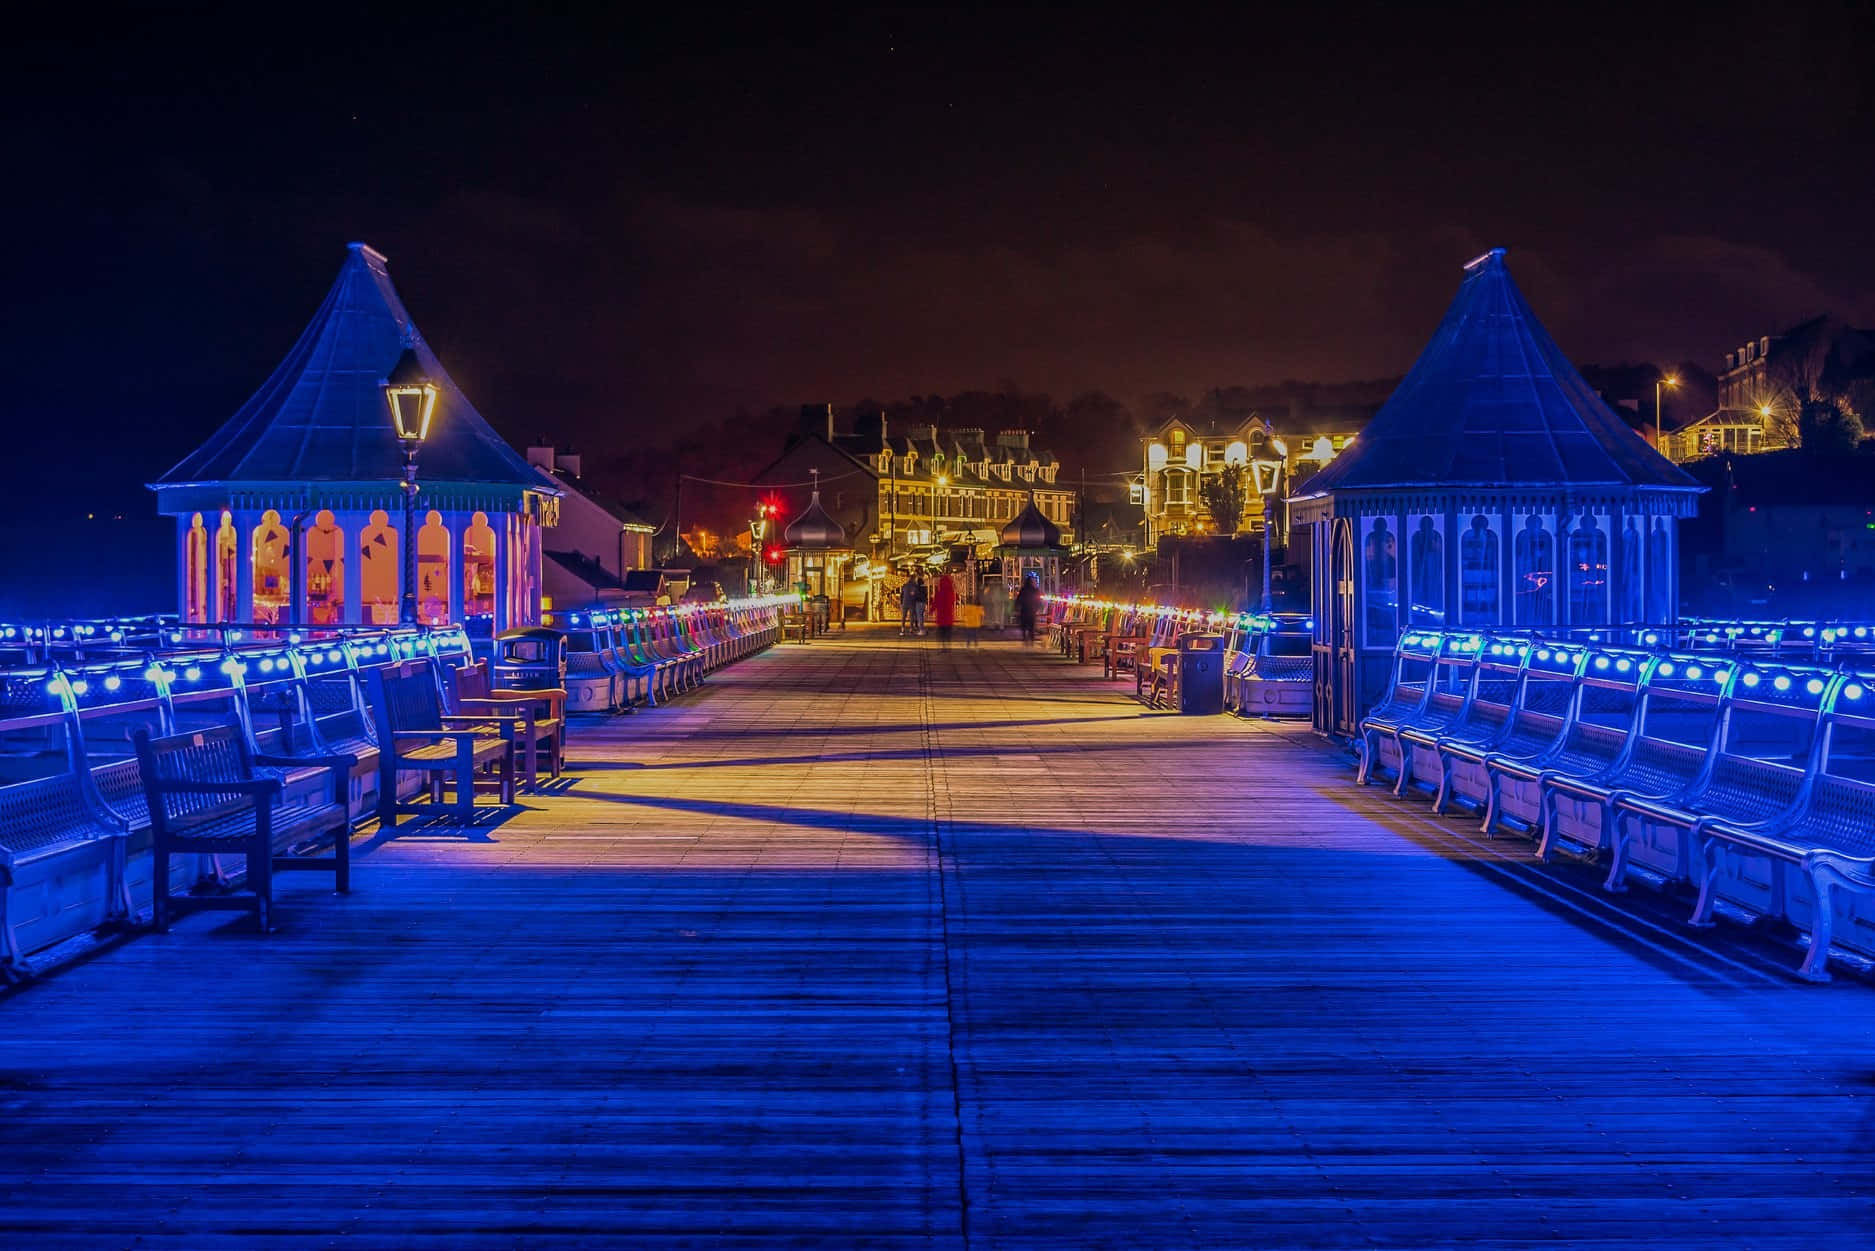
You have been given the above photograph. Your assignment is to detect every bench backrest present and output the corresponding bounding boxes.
[367,660,446,738]
[131,723,255,831]
[0,772,115,862]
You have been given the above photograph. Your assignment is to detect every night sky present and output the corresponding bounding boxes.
[5,3,1873,521]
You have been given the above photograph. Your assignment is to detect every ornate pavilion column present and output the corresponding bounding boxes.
[232,509,257,625]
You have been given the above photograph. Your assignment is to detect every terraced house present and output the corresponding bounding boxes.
[759,409,1077,563]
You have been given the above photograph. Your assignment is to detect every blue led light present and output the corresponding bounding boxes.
[103,675,121,691]
[1741,672,1759,687]
[183,666,201,682]
[327,649,342,662]
[259,659,275,672]
[1616,659,1632,672]
[45,676,68,695]
[69,679,88,695]
[1593,656,1609,670]
[1658,662,1675,676]
[1847,684,1865,700]
[1773,675,1791,692]
[1806,678,1825,695]
[1686,665,1703,679]
[1804,627,1817,638]
[1536,649,1551,661]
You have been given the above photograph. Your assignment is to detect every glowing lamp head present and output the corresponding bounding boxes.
[1663,374,1680,389]
[381,347,439,444]
[1270,437,1288,458]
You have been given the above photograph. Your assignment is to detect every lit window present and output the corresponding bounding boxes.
[1224,441,1248,465]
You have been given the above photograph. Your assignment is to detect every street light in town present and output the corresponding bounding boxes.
[1655,373,1679,455]
[381,346,438,625]
[1255,438,1289,612]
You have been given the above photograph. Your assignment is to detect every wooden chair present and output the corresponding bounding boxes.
[442,661,566,789]
[366,660,514,827]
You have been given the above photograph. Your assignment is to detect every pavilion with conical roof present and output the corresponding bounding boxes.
[152,243,561,630]
[1289,248,1705,734]
[996,491,1067,595]
[782,474,852,623]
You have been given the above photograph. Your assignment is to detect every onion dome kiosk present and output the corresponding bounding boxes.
[782,475,851,630]
[1289,248,1705,737]
[152,243,561,631]
[996,492,1067,595]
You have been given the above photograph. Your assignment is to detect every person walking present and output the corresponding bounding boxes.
[981,577,1008,636]
[897,576,917,635]
[959,592,983,647]
[1015,572,1042,645]
[910,574,928,636]
[932,569,957,648]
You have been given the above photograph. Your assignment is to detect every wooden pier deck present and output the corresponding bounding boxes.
[3,626,1873,1248]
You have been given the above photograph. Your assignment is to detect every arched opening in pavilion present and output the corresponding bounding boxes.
[304,510,345,625]
[418,510,451,624]
[251,509,291,626]
[183,513,209,624]
[464,512,496,618]
[214,511,238,622]
[360,510,399,625]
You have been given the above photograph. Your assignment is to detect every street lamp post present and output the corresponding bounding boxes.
[1256,438,1288,612]
[381,347,438,625]
[1655,373,1680,458]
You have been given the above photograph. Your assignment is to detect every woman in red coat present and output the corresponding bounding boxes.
[931,571,957,648]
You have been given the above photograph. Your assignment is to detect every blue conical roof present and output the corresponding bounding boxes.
[156,243,556,492]
[1297,249,1700,495]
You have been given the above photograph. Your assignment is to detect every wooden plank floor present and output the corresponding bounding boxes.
[3,625,1874,1248]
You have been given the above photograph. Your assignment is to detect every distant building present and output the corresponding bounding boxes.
[1678,315,1875,463]
[1137,416,1359,546]
[524,445,658,608]
[758,407,1077,563]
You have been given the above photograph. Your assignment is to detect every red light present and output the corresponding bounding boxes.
[765,546,784,564]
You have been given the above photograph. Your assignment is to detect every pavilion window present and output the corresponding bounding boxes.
[303,510,346,625]
[1164,469,1191,506]
[464,512,496,617]
[1512,513,1555,625]
[1459,514,1500,624]
[251,508,291,626]
[1363,515,1399,646]
[1407,514,1443,626]
[418,510,451,625]
[1615,516,1645,622]
[184,513,210,624]
[1565,512,1609,625]
[359,509,400,624]
[1646,518,1672,621]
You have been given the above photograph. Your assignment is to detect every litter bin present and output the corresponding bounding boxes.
[1177,631,1226,715]
[492,626,566,692]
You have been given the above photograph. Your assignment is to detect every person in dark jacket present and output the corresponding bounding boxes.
[1015,573,1042,645]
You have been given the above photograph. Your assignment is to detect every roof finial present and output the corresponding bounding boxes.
[809,467,821,505]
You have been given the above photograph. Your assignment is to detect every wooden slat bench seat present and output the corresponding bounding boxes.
[131,723,350,933]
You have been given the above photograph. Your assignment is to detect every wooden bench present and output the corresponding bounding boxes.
[367,660,515,827]
[442,660,566,789]
[131,723,351,933]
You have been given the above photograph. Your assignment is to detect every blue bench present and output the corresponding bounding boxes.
[1359,630,1875,981]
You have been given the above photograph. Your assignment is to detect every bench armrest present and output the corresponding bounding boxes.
[255,752,355,806]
